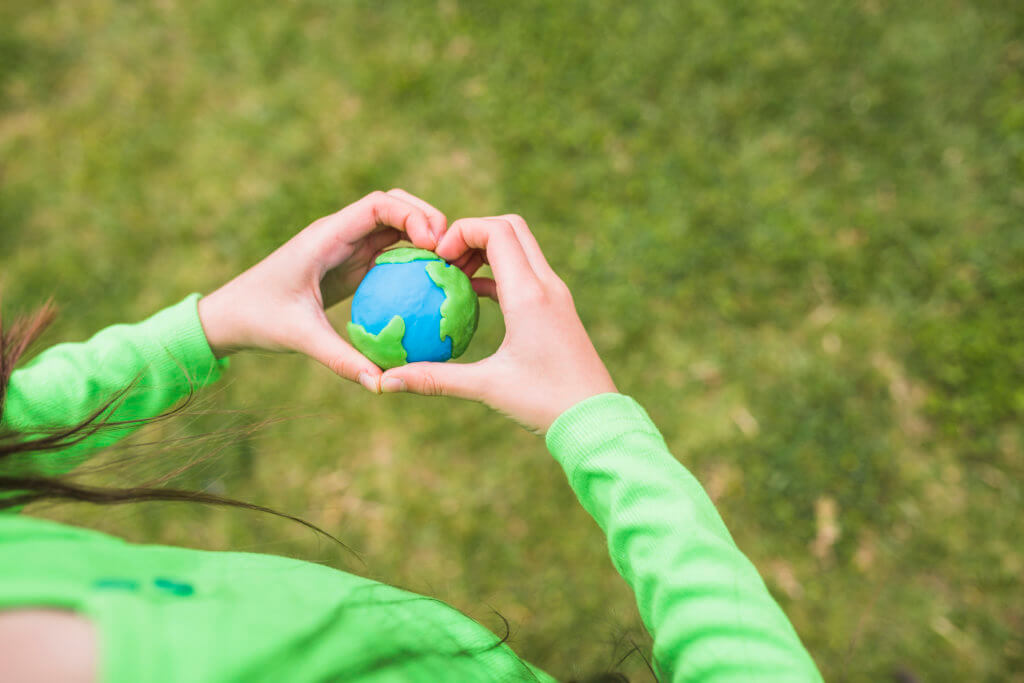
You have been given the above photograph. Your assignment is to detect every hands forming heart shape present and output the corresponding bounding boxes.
[198,189,616,433]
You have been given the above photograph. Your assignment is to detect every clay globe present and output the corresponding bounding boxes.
[347,247,480,369]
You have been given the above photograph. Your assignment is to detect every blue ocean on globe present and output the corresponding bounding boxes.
[350,260,453,362]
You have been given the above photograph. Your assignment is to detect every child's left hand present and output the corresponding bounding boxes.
[197,189,446,393]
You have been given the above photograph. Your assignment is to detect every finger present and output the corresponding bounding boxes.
[488,214,557,279]
[364,227,403,258]
[386,189,447,244]
[294,317,382,393]
[460,252,486,277]
[471,277,497,300]
[436,218,543,306]
[314,192,435,266]
[450,250,474,270]
[362,191,436,250]
[450,250,485,277]
[319,227,402,309]
[380,360,485,400]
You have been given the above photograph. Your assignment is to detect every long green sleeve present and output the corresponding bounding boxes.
[546,393,822,682]
[0,311,818,680]
[1,294,228,478]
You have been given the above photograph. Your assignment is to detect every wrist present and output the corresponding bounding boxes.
[536,369,619,433]
[545,393,658,470]
[197,288,242,359]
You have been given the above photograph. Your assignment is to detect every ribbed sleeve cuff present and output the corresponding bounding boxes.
[136,293,229,388]
[545,393,666,473]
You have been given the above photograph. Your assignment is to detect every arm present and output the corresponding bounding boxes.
[381,215,822,680]
[1,294,227,476]
[1,190,448,477]
[547,394,821,681]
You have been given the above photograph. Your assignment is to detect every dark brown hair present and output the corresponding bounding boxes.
[0,300,345,548]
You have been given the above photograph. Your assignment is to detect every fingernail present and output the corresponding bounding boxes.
[357,372,380,394]
[381,376,406,393]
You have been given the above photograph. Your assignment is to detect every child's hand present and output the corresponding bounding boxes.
[198,190,446,393]
[378,215,618,434]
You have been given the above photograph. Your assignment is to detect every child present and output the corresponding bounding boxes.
[0,190,821,681]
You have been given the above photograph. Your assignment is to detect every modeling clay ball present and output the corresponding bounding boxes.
[347,247,480,370]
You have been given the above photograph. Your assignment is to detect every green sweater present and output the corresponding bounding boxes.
[0,295,821,682]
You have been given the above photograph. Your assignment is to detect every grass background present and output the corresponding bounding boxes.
[2,0,1022,680]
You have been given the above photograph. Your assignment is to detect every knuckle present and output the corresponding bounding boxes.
[517,285,547,308]
[553,280,575,306]
[327,356,357,380]
[504,213,527,228]
[419,373,445,397]
[455,219,476,238]
[495,221,517,241]
[367,190,388,203]
[546,275,570,296]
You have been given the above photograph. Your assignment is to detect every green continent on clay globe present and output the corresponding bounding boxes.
[346,247,480,369]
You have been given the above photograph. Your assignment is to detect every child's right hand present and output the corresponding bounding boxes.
[379,215,618,434]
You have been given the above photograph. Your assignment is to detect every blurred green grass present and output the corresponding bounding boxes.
[2,1,1022,680]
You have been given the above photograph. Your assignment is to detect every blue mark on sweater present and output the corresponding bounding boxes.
[153,577,195,597]
[93,578,140,591]
[93,577,195,596]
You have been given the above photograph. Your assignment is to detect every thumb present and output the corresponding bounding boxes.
[380,361,485,400]
[295,319,382,393]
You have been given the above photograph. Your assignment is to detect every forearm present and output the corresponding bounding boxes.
[1,294,228,477]
[546,394,821,682]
